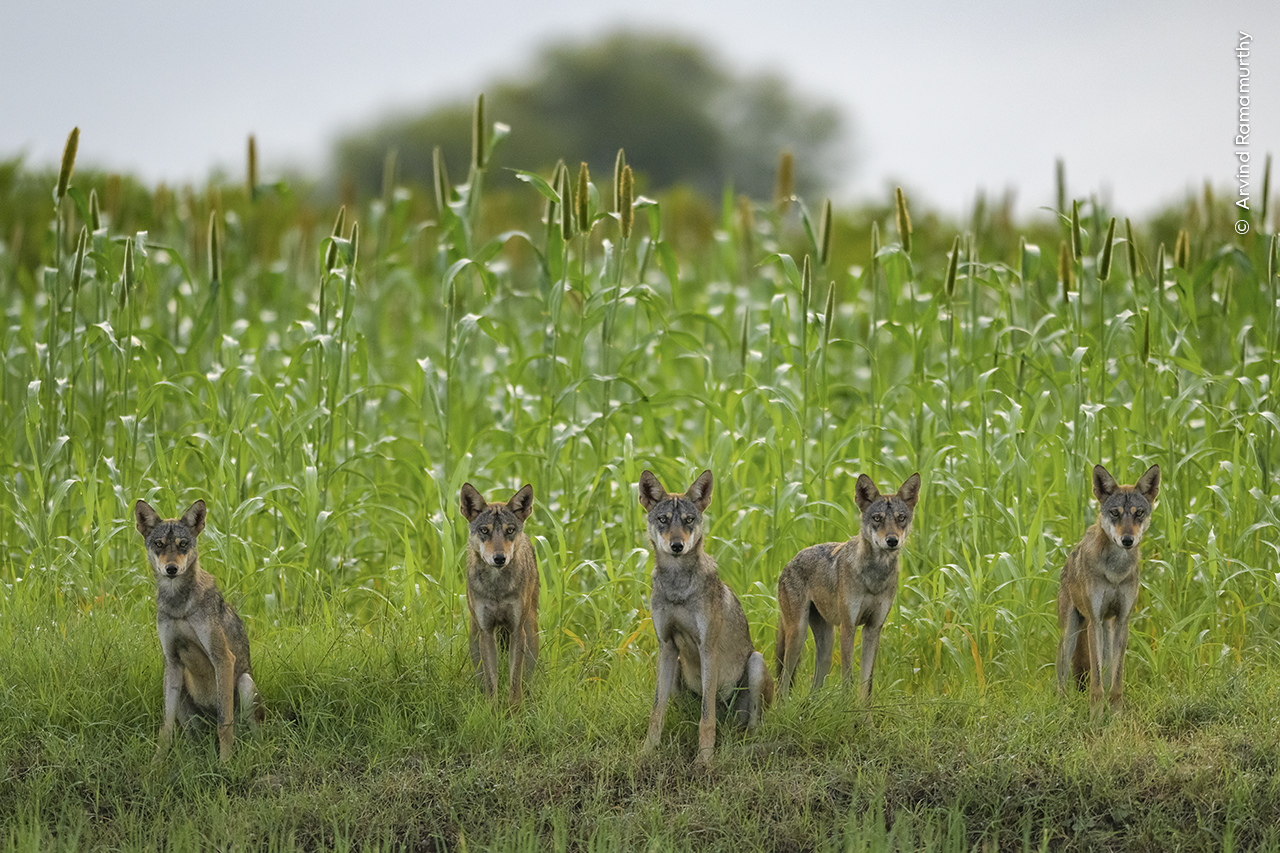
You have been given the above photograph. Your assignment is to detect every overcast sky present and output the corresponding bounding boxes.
[3,0,1275,218]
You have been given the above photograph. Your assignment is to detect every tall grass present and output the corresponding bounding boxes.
[1,126,1279,850]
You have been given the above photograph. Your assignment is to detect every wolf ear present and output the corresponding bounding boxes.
[854,474,880,511]
[1092,465,1119,502]
[180,500,207,537]
[1134,464,1160,503]
[686,469,714,512]
[460,483,487,522]
[898,473,921,509]
[508,484,534,521]
[638,470,667,511]
[135,500,161,538]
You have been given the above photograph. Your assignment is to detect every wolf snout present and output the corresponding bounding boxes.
[885,536,899,549]
[670,541,685,554]
[492,553,507,566]
[165,564,179,576]
[1121,535,1134,548]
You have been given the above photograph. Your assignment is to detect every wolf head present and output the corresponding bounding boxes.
[1093,463,1159,551]
[638,469,713,557]
[460,483,534,567]
[854,473,921,553]
[135,500,206,581]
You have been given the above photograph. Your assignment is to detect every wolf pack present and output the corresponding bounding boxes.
[135,460,1160,765]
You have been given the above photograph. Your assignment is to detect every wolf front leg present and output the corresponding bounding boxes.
[1086,615,1108,720]
[839,594,865,692]
[1109,611,1131,710]
[858,622,884,702]
[642,639,680,754]
[859,598,893,702]
[697,629,721,764]
[508,611,527,706]
[478,626,501,699]
[155,655,184,761]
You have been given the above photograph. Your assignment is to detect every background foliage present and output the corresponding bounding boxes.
[2,113,1280,849]
[334,32,845,199]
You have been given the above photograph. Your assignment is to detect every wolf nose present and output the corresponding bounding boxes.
[492,553,506,566]
[165,564,179,576]
[670,541,684,554]
[1121,535,1134,548]
[885,536,899,549]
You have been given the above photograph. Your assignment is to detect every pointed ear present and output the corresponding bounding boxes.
[686,470,714,512]
[508,484,534,521]
[854,474,880,511]
[135,500,161,538]
[1092,465,1118,502]
[180,500,207,537]
[898,473,921,509]
[460,483,487,522]
[638,470,667,511]
[1134,464,1160,503]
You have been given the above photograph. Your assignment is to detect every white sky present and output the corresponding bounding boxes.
[2,0,1276,218]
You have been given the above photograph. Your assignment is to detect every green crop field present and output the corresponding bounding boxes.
[3,116,1280,851]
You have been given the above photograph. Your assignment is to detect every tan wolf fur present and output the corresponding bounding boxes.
[134,499,261,762]
[460,483,539,705]
[1057,463,1160,717]
[638,469,772,764]
[775,472,921,701]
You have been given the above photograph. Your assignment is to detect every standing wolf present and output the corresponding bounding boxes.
[775,473,921,701]
[638,469,772,764]
[135,499,261,762]
[1057,463,1160,717]
[459,482,540,705]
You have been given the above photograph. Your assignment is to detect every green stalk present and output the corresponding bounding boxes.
[1097,217,1116,402]
[944,236,960,424]
[799,254,812,484]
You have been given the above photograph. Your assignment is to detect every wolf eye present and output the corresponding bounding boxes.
[683,515,695,525]
[505,526,516,535]
[176,540,189,550]
[1110,509,1121,519]
[896,514,906,523]
[1133,510,1144,520]
[872,514,883,523]
[657,515,670,525]
[479,526,490,535]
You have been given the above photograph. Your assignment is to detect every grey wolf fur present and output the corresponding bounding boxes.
[1057,463,1160,717]
[134,499,261,762]
[775,472,921,701]
[460,482,539,705]
[638,469,772,764]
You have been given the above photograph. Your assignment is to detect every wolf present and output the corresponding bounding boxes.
[775,473,921,701]
[134,499,261,762]
[1057,463,1160,717]
[638,469,772,764]
[459,482,539,705]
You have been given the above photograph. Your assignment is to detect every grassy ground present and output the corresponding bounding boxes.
[2,123,1279,849]
[6,597,1280,852]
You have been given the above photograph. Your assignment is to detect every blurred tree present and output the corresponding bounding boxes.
[334,31,846,199]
